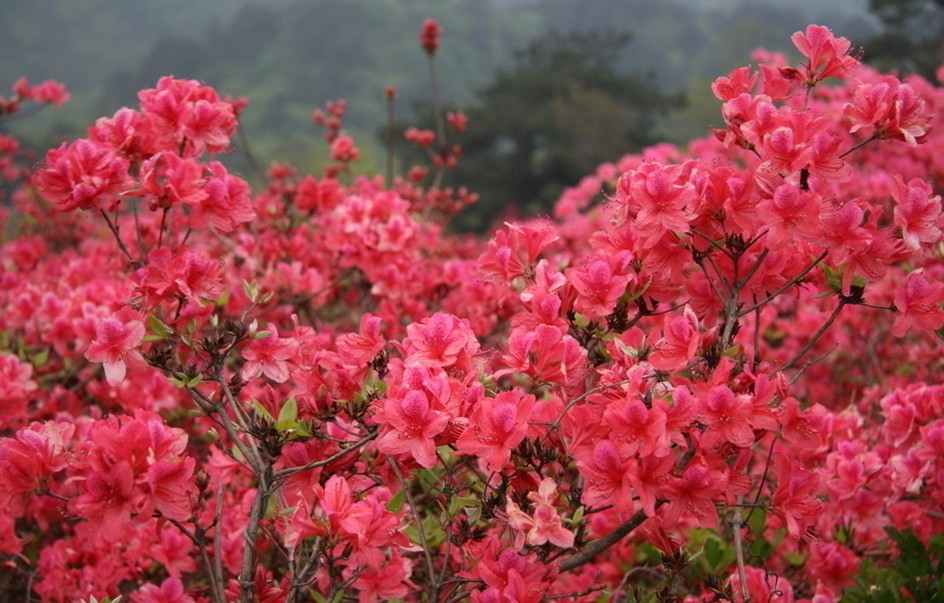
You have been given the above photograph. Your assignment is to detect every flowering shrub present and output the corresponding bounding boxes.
[1,21,943,603]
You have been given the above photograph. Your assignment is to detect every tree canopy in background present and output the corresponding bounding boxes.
[864,0,944,80]
[1,0,889,228]
[445,30,683,231]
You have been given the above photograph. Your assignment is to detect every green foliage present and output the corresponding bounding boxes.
[446,28,684,231]
[843,528,944,602]
[863,0,944,81]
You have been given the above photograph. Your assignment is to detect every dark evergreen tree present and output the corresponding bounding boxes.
[864,0,944,80]
[445,29,684,231]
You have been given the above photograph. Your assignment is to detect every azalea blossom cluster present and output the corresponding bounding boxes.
[0,22,942,603]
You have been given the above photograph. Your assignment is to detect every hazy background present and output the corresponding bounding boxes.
[2,0,938,229]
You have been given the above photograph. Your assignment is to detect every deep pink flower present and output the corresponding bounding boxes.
[576,439,636,514]
[241,324,300,383]
[892,269,944,336]
[374,389,451,468]
[145,457,196,521]
[495,325,587,391]
[757,184,822,248]
[699,385,756,448]
[791,24,858,85]
[648,307,700,372]
[456,390,534,472]
[663,459,728,529]
[70,460,137,536]
[136,151,208,210]
[189,161,255,232]
[138,76,236,156]
[135,246,225,309]
[845,77,932,146]
[891,177,942,250]
[26,78,70,106]
[616,162,696,245]
[329,134,360,163]
[566,251,634,321]
[771,457,822,539]
[419,18,443,55]
[134,577,196,603]
[37,138,131,212]
[0,352,36,429]
[403,312,479,369]
[85,313,147,385]
[602,396,670,458]
[0,421,74,514]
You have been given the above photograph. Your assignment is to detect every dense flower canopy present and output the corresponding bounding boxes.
[0,22,942,603]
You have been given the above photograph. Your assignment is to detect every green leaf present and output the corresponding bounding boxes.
[32,347,49,368]
[570,505,585,526]
[466,504,482,524]
[147,314,173,339]
[572,313,590,328]
[251,399,275,423]
[747,507,766,537]
[242,280,259,302]
[386,490,406,513]
[782,549,806,566]
[703,537,734,572]
[888,527,932,578]
[615,340,639,359]
[277,396,298,424]
[447,496,480,518]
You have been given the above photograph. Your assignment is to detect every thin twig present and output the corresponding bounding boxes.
[213,480,226,602]
[837,134,878,159]
[389,457,439,599]
[168,518,224,603]
[98,209,137,265]
[737,250,828,317]
[731,507,750,603]
[780,299,846,372]
[385,90,395,188]
[736,248,769,289]
[239,466,273,603]
[274,432,377,482]
[559,500,665,573]
[548,378,635,428]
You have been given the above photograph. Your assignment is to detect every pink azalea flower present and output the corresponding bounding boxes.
[892,176,942,250]
[85,313,147,385]
[374,390,451,468]
[241,324,300,383]
[455,390,534,472]
[505,478,574,549]
[566,251,634,321]
[134,577,196,603]
[791,24,858,85]
[892,269,944,336]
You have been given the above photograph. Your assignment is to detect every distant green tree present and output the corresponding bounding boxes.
[444,29,684,232]
[864,0,944,80]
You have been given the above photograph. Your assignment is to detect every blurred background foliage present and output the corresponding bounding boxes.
[2,0,939,230]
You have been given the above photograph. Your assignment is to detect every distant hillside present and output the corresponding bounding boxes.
[3,0,877,175]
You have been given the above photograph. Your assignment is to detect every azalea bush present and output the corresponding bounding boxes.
[1,21,943,603]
